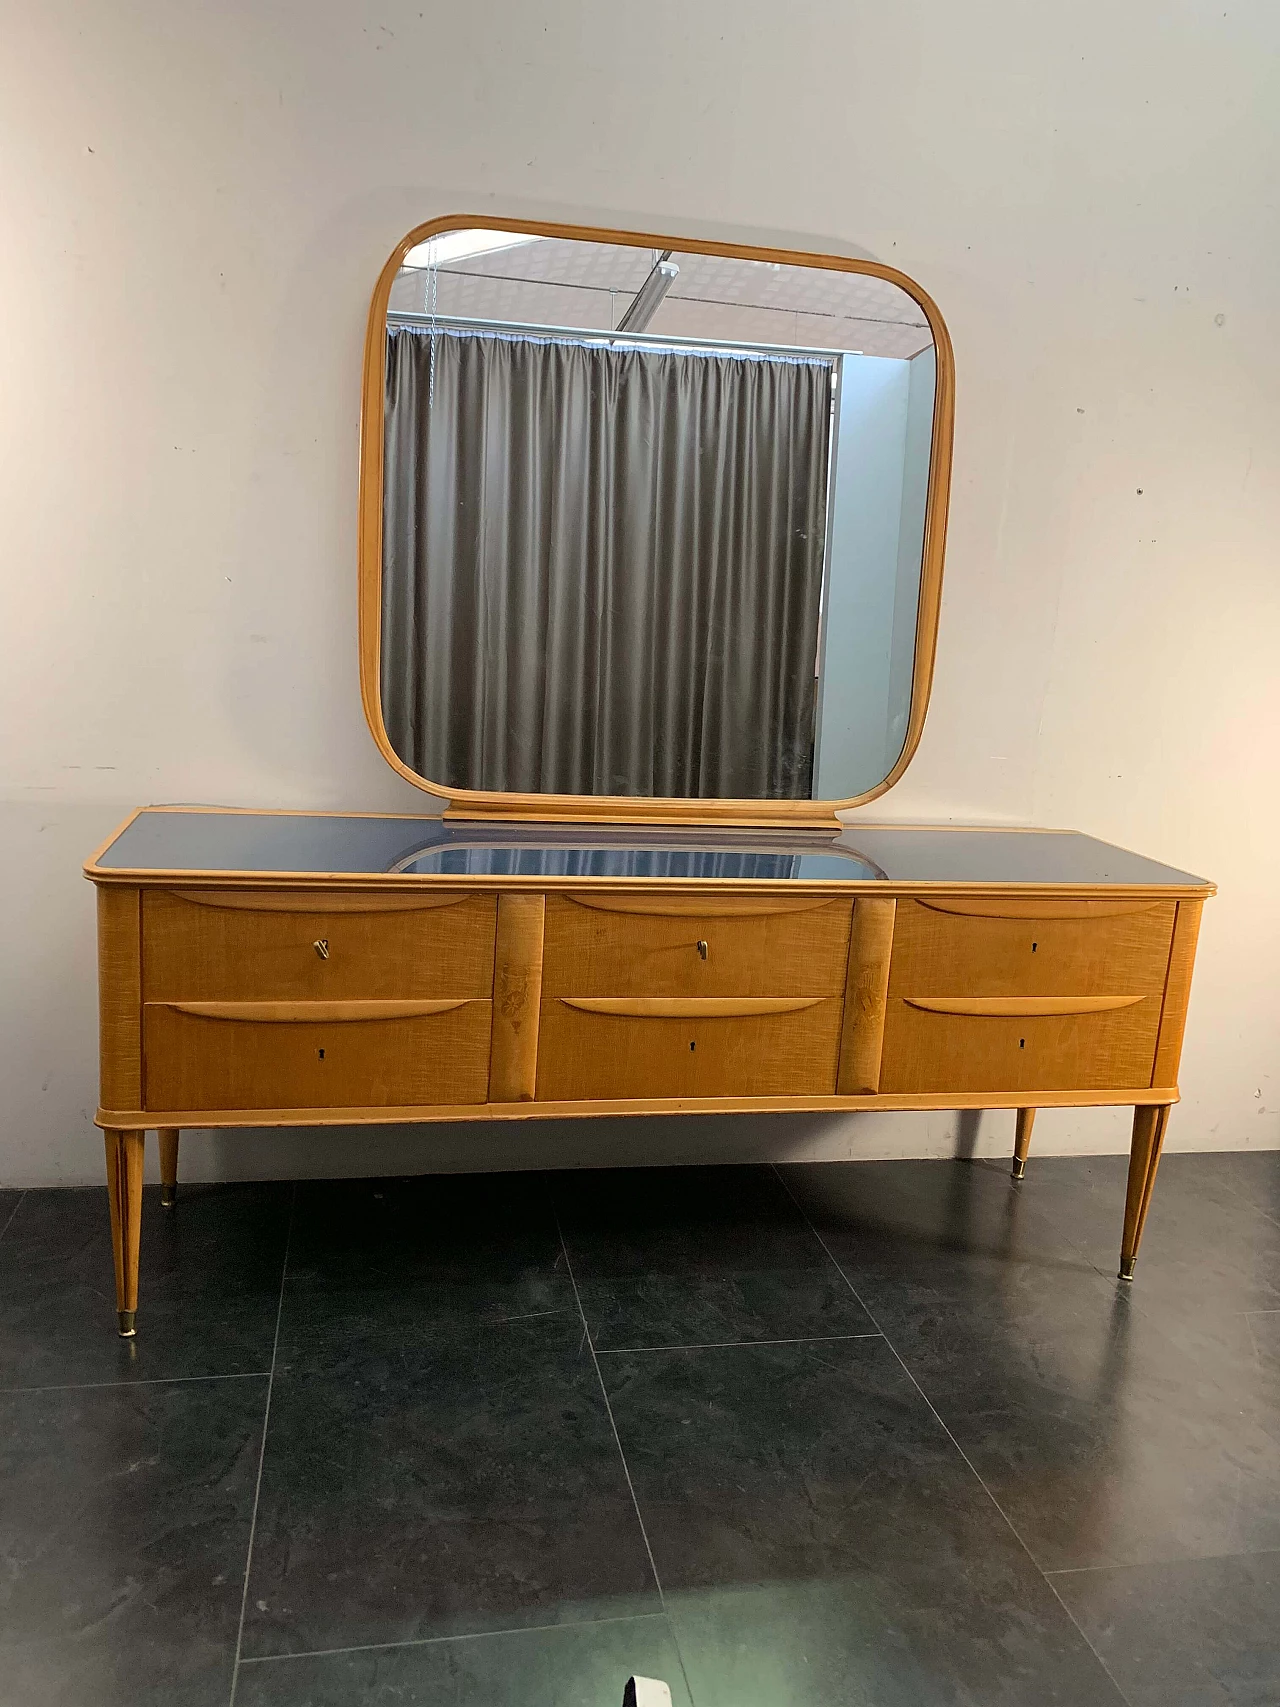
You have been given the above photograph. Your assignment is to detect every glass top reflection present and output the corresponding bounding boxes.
[389,833,885,882]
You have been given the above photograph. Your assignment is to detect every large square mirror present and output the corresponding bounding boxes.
[359,218,953,822]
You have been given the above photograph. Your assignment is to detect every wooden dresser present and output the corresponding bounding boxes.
[87,809,1212,1335]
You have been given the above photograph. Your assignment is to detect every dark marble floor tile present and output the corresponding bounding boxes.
[1248,1309,1280,1374]
[242,1313,658,1658]
[0,1187,23,1239]
[0,1375,266,1706]
[237,1615,691,1706]
[553,1164,875,1350]
[1054,1550,1280,1706]
[1210,1150,1280,1224]
[603,1337,1123,1705]
[281,1173,575,1350]
[0,1182,292,1389]
[991,1154,1280,1322]
[785,1159,1280,1571]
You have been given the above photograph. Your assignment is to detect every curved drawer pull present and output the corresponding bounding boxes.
[564,894,839,919]
[915,899,1163,920]
[559,996,825,1019]
[157,1000,470,1023]
[902,995,1145,1018]
[169,890,476,914]
[313,939,330,960]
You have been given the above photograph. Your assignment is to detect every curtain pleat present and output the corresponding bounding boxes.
[381,325,832,799]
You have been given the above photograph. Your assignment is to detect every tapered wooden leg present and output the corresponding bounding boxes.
[1012,1108,1036,1179]
[104,1128,144,1336]
[158,1127,180,1208]
[1120,1104,1172,1280]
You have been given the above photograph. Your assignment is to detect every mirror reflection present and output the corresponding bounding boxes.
[380,228,937,802]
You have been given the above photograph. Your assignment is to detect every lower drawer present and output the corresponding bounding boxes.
[535,996,844,1101]
[879,995,1162,1094]
[143,1000,492,1110]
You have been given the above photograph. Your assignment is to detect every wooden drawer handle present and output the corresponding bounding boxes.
[564,894,839,919]
[915,899,1162,920]
[559,996,825,1018]
[902,995,1145,1018]
[169,890,474,914]
[155,1000,470,1023]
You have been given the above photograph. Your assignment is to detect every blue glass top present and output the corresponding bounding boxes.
[89,810,1212,889]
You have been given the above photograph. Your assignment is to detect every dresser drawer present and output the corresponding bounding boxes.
[541,893,853,998]
[142,889,497,1002]
[535,996,844,1101]
[887,898,1175,999]
[879,994,1162,1094]
[143,999,492,1110]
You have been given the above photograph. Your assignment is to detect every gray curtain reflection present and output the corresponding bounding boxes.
[396,848,804,879]
[382,325,832,798]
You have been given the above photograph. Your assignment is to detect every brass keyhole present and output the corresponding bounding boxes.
[696,940,708,961]
[313,939,330,960]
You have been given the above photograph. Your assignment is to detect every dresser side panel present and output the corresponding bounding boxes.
[1151,899,1204,1088]
[97,885,142,1109]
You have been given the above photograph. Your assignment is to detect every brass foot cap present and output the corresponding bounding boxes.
[1011,1159,1026,1180]
[160,1185,177,1208]
[1118,1257,1136,1282]
[117,1310,137,1337]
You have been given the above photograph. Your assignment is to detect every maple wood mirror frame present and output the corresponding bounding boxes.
[358,215,956,826]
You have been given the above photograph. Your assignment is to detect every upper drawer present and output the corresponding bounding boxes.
[541,893,854,998]
[142,889,497,1002]
[887,898,1176,999]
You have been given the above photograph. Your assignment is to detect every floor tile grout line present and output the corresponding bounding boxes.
[769,1163,1137,1707]
[547,1179,698,1707]
[549,1193,666,1607]
[2,1371,272,1395]
[228,1182,296,1707]
[1045,1545,1280,1579]
[0,1190,25,1245]
[595,1332,884,1355]
[238,1609,673,1666]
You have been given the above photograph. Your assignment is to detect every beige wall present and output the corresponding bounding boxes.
[2,0,1276,1186]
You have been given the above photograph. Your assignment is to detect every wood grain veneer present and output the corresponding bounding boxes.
[535,994,844,1101]
[887,898,1175,1001]
[142,888,496,1003]
[143,1000,492,1110]
[541,892,853,998]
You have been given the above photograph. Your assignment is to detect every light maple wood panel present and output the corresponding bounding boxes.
[143,1001,492,1110]
[836,897,896,1094]
[535,996,843,1101]
[142,889,496,1002]
[879,996,1162,1094]
[488,893,545,1103]
[541,893,853,998]
[1152,899,1204,1087]
[98,886,142,1110]
[887,898,1175,1000]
